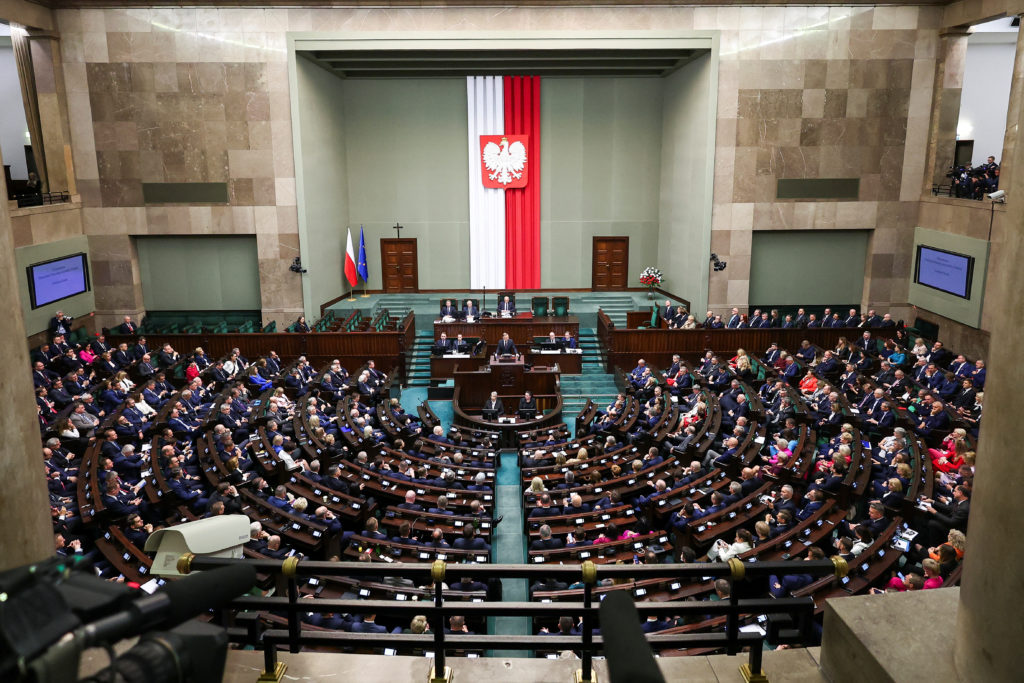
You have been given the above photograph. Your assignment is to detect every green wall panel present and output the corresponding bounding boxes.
[658,53,715,312]
[908,226,989,329]
[295,56,349,316]
[340,78,470,292]
[15,235,95,336]
[541,77,663,288]
[750,230,869,306]
[136,236,260,311]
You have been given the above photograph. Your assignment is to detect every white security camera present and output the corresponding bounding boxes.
[145,515,251,576]
[987,190,1006,202]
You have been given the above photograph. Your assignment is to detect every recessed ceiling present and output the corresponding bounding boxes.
[304,47,703,78]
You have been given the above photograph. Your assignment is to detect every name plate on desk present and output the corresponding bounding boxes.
[442,353,470,358]
[564,349,583,355]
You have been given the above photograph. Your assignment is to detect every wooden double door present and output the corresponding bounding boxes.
[592,236,629,290]
[380,238,418,292]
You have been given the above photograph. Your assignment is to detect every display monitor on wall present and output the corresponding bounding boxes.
[914,245,974,299]
[27,253,91,309]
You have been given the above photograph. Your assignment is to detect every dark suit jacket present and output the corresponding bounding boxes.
[496,339,518,355]
[529,537,564,551]
[932,499,970,531]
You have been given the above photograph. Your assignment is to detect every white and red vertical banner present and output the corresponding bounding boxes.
[467,75,541,290]
[467,76,505,289]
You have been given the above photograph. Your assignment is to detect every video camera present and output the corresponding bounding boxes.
[0,556,255,683]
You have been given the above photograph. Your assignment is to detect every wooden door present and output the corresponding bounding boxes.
[380,238,418,293]
[592,236,629,290]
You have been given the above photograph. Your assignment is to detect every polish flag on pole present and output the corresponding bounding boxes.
[344,228,358,287]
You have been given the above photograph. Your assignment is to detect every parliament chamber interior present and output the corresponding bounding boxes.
[1,1,1021,682]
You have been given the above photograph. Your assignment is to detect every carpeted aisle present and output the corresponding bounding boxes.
[398,390,531,653]
[489,449,531,657]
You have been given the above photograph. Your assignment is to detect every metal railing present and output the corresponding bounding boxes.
[14,190,70,207]
[180,554,847,683]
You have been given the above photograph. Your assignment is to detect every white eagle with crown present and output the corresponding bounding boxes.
[482,136,527,186]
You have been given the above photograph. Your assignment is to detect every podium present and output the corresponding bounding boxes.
[489,356,526,395]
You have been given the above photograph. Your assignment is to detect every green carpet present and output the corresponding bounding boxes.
[488,450,531,656]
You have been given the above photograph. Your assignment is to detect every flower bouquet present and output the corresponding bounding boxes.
[639,267,663,298]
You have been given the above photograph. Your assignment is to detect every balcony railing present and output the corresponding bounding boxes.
[180,554,847,683]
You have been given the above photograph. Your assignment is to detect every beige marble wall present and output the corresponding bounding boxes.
[53,5,946,324]
[8,200,84,249]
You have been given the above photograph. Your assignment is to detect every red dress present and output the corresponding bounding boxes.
[928,436,962,474]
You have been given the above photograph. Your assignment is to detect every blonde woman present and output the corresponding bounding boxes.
[682,315,698,330]
[529,476,547,493]
[114,370,134,392]
[912,337,928,360]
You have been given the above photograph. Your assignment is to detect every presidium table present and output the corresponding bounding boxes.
[431,313,582,379]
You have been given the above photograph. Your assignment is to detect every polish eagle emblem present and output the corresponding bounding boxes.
[480,135,529,188]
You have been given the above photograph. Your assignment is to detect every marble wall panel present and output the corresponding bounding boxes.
[51,4,963,327]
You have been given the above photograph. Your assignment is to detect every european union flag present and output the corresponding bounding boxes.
[357,225,369,281]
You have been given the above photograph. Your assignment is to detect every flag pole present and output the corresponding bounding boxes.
[358,224,371,297]
[346,225,357,302]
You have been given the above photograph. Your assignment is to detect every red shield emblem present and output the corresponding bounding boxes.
[480,135,529,189]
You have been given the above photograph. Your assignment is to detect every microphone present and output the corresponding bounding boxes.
[76,563,257,648]
[598,591,666,683]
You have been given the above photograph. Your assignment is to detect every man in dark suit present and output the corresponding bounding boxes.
[498,295,516,315]
[349,615,387,634]
[156,344,178,368]
[864,309,882,328]
[32,362,58,388]
[794,308,808,327]
[137,353,156,378]
[118,316,137,335]
[453,525,490,551]
[463,299,479,318]
[528,524,564,551]
[926,341,951,368]
[660,300,675,325]
[915,401,952,437]
[436,332,453,353]
[323,464,350,495]
[451,333,469,353]
[90,335,110,356]
[450,576,488,592]
[428,495,455,516]
[440,299,458,318]
[923,485,970,546]
[111,343,132,368]
[397,490,423,511]
[528,493,561,518]
[560,331,577,349]
[49,311,73,338]
[726,307,741,328]
[495,332,518,357]
[130,337,149,361]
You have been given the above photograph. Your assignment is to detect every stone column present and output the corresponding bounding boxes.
[952,25,1024,682]
[924,29,969,188]
[0,147,57,571]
